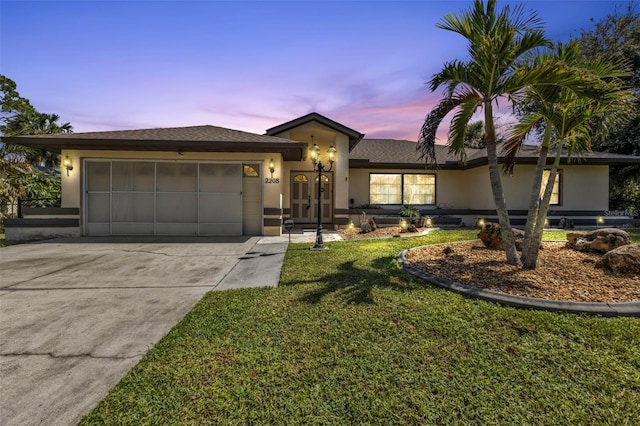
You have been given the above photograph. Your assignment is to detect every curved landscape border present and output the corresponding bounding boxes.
[397,247,640,317]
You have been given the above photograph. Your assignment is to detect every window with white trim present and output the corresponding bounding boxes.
[369,173,436,205]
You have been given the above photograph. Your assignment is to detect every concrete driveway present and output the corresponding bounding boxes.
[0,236,285,426]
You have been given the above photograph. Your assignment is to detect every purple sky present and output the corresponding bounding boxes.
[0,0,628,141]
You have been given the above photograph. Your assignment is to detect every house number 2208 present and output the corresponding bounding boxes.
[265,178,280,183]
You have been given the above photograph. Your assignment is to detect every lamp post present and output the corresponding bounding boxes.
[309,141,336,251]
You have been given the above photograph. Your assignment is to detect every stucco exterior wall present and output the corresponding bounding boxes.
[348,164,610,212]
[348,168,466,209]
[463,164,609,211]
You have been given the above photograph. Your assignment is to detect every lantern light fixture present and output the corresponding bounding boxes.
[269,158,275,177]
[62,155,73,176]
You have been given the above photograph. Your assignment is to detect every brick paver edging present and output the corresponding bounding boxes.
[397,247,640,317]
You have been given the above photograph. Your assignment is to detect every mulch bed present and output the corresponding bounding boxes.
[404,241,640,303]
[338,227,639,302]
[339,226,422,240]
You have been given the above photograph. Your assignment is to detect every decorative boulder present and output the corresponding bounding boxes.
[558,217,574,229]
[566,228,631,253]
[595,243,640,274]
[477,222,525,251]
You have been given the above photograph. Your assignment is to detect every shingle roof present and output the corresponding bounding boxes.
[3,125,307,160]
[349,139,640,169]
[11,125,300,144]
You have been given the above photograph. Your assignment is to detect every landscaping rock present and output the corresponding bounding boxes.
[566,228,631,253]
[477,222,525,251]
[558,217,574,229]
[595,243,640,274]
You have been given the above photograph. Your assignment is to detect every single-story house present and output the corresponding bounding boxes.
[4,112,639,239]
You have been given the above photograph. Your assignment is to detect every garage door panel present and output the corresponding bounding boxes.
[199,223,242,236]
[199,164,241,192]
[199,193,241,222]
[111,223,154,235]
[87,193,110,222]
[157,163,197,192]
[156,223,198,235]
[85,160,244,236]
[112,193,154,222]
[156,193,197,223]
[87,162,111,191]
[112,162,154,191]
[87,223,110,235]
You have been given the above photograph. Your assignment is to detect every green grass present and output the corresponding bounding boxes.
[81,229,640,425]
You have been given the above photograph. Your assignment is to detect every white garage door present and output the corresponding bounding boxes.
[85,160,243,236]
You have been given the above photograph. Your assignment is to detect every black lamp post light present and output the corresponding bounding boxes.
[309,140,336,251]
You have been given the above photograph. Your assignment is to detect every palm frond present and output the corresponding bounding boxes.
[448,95,483,160]
[502,112,545,173]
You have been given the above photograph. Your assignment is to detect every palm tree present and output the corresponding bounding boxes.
[2,111,72,167]
[464,121,485,149]
[417,0,550,265]
[504,41,632,269]
[1,111,73,214]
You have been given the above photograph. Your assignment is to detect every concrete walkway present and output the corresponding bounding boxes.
[0,236,287,426]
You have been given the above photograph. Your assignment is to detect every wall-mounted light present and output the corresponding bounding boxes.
[62,155,73,176]
[269,158,275,177]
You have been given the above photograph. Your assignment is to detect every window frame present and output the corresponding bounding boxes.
[541,169,562,206]
[368,172,436,206]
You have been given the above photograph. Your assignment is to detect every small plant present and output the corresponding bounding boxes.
[355,203,381,210]
[400,205,420,218]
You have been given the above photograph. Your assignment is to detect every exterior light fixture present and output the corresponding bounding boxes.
[400,219,408,231]
[269,158,275,177]
[348,221,355,229]
[62,155,73,176]
[596,216,605,226]
[425,217,433,228]
[309,136,336,251]
[477,218,485,228]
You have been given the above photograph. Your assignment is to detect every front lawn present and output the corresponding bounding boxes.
[82,229,640,424]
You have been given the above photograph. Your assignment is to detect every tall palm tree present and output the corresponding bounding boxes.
[504,41,632,269]
[417,0,550,265]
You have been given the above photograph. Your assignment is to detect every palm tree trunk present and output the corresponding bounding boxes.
[522,148,562,269]
[521,126,552,265]
[484,103,521,266]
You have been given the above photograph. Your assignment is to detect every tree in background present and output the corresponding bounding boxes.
[0,75,72,215]
[464,121,485,149]
[577,4,640,215]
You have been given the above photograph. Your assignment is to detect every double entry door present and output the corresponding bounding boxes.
[290,171,333,224]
